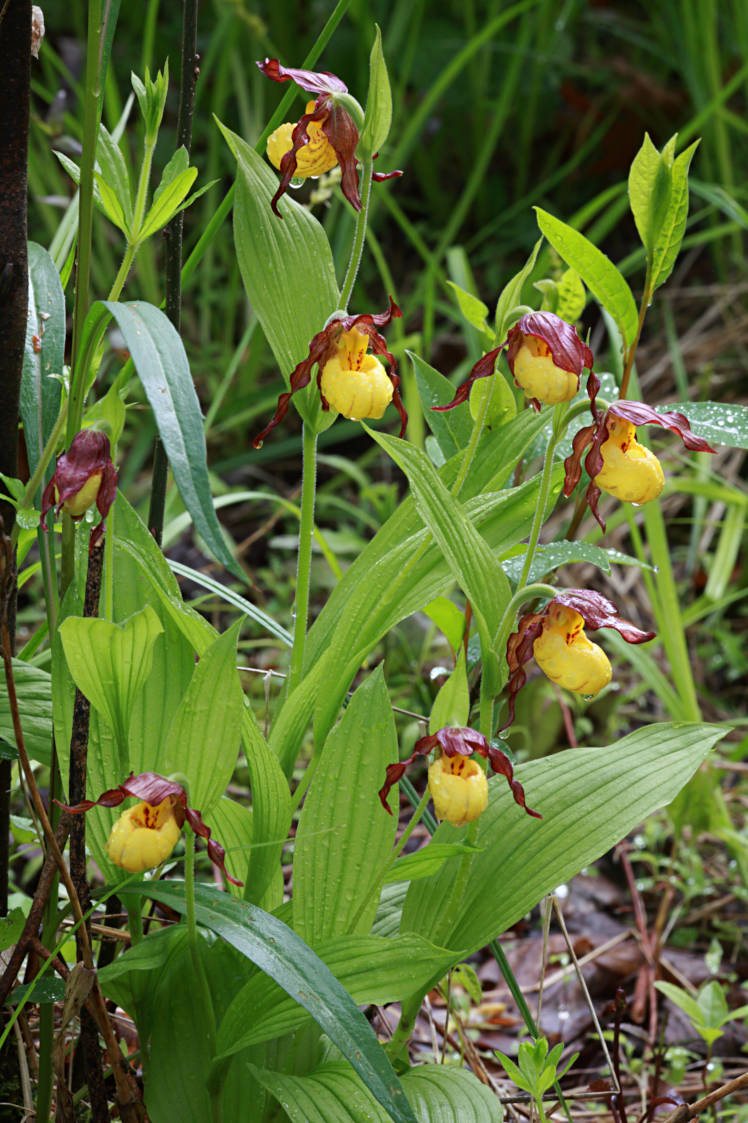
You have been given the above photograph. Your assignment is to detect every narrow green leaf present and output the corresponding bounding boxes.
[95,123,133,227]
[294,666,398,944]
[628,133,671,255]
[21,243,64,480]
[494,238,542,339]
[118,881,417,1123]
[101,299,241,577]
[535,208,639,350]
[402,723,725,954]
[94,173,129,232]
[446,281,492,338]
[163,622,243,813]
[422,596,466,653]
[204,797,253,899]
[360,25,392,156]
[241,703,292,909]
[411,351,474,458]
[216,933,458,1054]
[555,268,586,322]
[368,429,512,638]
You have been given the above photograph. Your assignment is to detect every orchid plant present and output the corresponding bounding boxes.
[3,13,743,1123]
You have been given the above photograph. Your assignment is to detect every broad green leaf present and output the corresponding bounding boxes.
[101,926,263,1123]
[368,429,512,639]
[163,621,243,812]
[500,540,649,583]
[21,243,64,481]
[101,299,241,577]
[58,606,164,763]
[628,133,672,256]
[0,660,52,765]
[360,25,392,157]
[494,238,542,339]
[384,843,482,885]
[535,208,639,350]
[422,596,466,653]
[250,1061,504,1123]
[650,139,698,292]
[204,797,253,899]
[241,702,292,910]
[446,281,492,338]
[216,933,458,1055]
[294,667,398,944]
[429,646,470,733]
[402,723,725,953]
[118,881,417,1123]
[411,351,473,458]
[222,122,339,432]
[657,401,748,450]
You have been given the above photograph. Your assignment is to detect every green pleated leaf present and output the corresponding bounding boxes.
[294,666,398,944]
[411,351,474,458]
[58,605,164,758]
[429,646,470,733]
[402,723,725,954]
[446,281,492,339]
[629,133,673,257]
[216,933,458,1055]
[100,299,240,576]
[0,660,52,766]
[384,842,481,885]
[360,25,393,157]
[249,1061,503,1123]
[222,122,339,433]
[118,881,417,1123]
[204,797,254,898]
[501,540,649,584]
[21,243,64,482]
[163,621,243,813]
[368,429,512,639]
[241,703,292,910]
[649,139,698,292]
[535,208,639,351]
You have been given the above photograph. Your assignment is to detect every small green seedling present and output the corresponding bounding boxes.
[655,980,748,1050]
[495,1037,579,1122]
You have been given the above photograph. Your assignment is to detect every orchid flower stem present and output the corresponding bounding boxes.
[185,829,221,1121]
[451,373,492,498]
[516,405,564,591]
[339,158,374,310]
[620,271,652,400]
[287,425,318,696]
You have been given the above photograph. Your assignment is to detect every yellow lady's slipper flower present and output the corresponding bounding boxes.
[320,327,393,421]
[433,311,594,413]
[41,430,118,548]
[254,299,407,446]
[427,752,488,827]
[106,798,181,873]
[379,726,541,822]
[503,589,655,731]
[266,102,338,179]
[532,603,611,696]
[59,771,242,885]
[594,416,665,503]
[564,400,715,530]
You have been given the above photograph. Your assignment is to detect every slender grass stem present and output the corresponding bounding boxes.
[185,830,221,1122]
[517,407,564,590]
[287,426,318,695]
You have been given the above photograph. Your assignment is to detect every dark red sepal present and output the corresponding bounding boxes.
[432,346,505,412]
[255,298,405,445]
[506,312,594,380]
[378,726,541,819]
[57,771,243,886]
